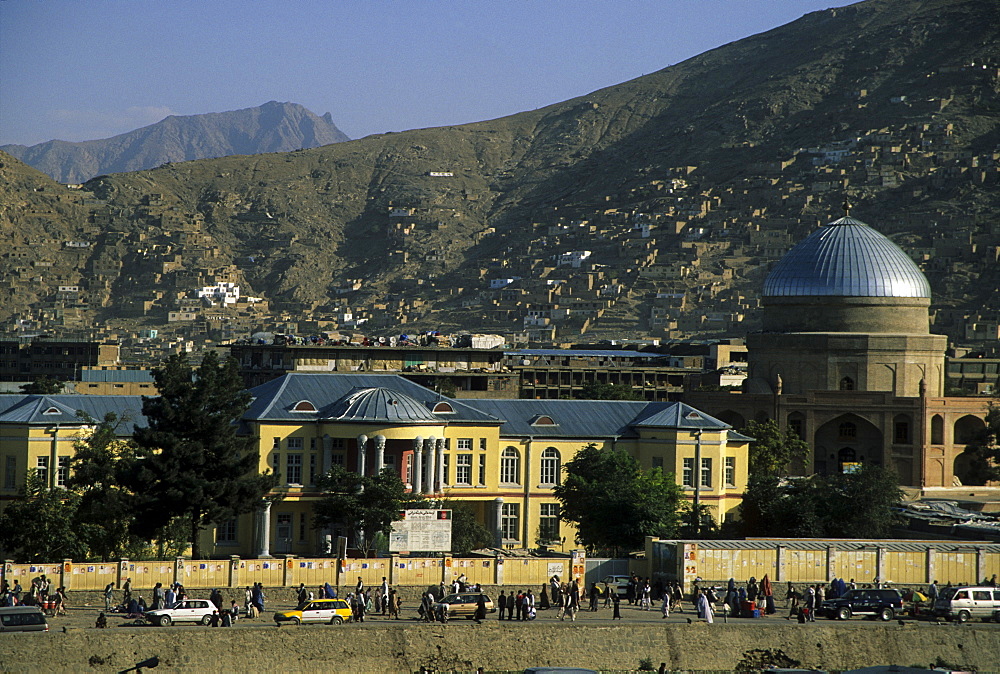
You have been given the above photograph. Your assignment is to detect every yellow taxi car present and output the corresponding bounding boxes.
[274,598,353,626]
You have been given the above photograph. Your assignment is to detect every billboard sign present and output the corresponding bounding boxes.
[389,509,453,552]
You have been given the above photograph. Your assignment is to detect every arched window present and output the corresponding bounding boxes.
[839,377,855,391]
[931,414,944,445]
[540,448,561,485]
[432,401,454,414]
[501,447,521,485]
[955,415,987,445]
[838,421,857,441]
[292,400,317,412]
[838,447,857,472]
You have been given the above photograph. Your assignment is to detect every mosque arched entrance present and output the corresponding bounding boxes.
[813,414,882,475]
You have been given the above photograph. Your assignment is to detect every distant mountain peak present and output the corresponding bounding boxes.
[1,102,350,183]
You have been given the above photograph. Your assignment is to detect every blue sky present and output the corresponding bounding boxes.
[0,0,858,147]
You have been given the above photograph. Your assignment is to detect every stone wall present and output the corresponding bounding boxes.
[1,622,996,673]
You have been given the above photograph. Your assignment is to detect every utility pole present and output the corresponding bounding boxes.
[692,429,702,538]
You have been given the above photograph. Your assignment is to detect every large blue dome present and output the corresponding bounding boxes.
[762,216,931,298]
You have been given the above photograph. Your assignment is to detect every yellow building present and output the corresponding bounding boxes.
[215,373,749,558]
[0,376,750,560]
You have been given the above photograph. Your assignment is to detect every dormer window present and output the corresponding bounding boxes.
[530,415,557,427]
[432,401,455,414]
[43,407,62,415]
[291,400,317,412]
[685,411,701,420]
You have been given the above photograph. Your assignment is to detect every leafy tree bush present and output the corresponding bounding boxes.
[553,443,683,555]
[739,419,809,477]
[957,402,1000,485]
[0,471,88,562]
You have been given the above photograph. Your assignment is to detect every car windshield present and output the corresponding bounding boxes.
[938,587,958,601]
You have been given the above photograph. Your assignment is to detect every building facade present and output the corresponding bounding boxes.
[687,214,992,488]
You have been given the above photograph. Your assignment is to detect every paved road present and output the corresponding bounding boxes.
[44,598,999,631]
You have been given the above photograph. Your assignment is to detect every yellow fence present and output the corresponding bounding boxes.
[648,539,1000,587]
[5,553,590,590]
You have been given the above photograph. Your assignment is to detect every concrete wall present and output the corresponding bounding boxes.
[1,623,997,673]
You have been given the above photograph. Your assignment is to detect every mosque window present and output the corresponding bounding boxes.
[839,377,855,391]
[838,422,857,441]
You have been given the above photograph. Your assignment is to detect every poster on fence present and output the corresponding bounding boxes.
[389,509,452,552]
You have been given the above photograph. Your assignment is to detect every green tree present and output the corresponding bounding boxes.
[0,471,88,562]
[576,381,644,401]
[740,419,810,476]
[958,403,1000,485]
[553,443,683,555]
[313,465,416,557]
[67,412,148,561]
[19,376,64,394]
[126,351,276,558]
[739,464,903,538]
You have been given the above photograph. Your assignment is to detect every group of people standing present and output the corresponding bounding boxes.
[0,575,68,615]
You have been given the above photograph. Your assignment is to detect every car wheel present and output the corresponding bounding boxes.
[957,610,971,623]
[878,607,894,621]
[331,616,344,625]
[290,617,300,626]
[159,616,171,627]
[200,615,212,626]
[837,607,851,620]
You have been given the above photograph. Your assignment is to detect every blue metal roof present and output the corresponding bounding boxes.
[762,216,931,298]
[327,387,440,423]
[79,369,155,383]
[0,395,146,433]
[244,373,500,424]
[630,402,733,431]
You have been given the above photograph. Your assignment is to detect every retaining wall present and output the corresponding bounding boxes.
[0,622,996,673]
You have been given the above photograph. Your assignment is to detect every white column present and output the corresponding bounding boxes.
[258,500,272,558]
[435,438,446,491]
[356,434,368,478]
[413,436,424,493]
[425,436,436,494]
[374,435,386,474]
[322,435,332,474]
[493,497,504,548]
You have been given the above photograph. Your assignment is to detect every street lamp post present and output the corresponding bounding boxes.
[692,429,703,538]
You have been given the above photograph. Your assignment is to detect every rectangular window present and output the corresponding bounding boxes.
[701,457,712,488]
[682,457,693,487]
[539,503,559,542]
[442,454,449,485]
[4,456,16,490]
[272,437,281,450]
[457,438,472,450]
[217,518,237,543]
[331,453,345,466]
[455,454,472,485]
[894,422,910,444]
[331,438,346,450]
[287,437,303,451]
[478,454,486,485]
[725,457,736,487]
[479,438,487,451]
[309,454,317,485]
[500,503,520,541]
[287,454,302,485]
[276,513,293,548]
[299,513,308,542]
[789,418,804,440]
[405,456,412,484]
[56,456,70,487]
[652,456,663,470]
[36,456,49,486]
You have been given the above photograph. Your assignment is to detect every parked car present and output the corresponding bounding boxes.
[601,575,632,598]
[145,599,217,626]
[434,593,495,618]
[274,598,353,625]
[0,606,48,633]
[932,586,1000,623]
[817,588,903,621]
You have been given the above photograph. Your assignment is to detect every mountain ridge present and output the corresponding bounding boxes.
[1,101,350,183]
[0,0,997,347]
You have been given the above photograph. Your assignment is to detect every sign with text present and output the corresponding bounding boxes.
[389,509,453,552]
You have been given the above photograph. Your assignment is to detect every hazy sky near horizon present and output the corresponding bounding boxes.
[1,0,858,147]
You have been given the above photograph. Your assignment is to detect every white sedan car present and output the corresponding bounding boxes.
[145,599,217,626]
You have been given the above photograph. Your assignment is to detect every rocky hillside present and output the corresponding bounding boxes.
[0,0,998,347]
[1,102,349,183]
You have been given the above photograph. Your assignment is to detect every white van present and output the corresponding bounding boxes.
[0,606,49,633]
[932,586,1000,622]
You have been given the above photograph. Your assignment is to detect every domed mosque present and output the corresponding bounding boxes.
[689,205,990,488]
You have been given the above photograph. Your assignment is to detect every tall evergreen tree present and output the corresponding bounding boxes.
[127,351,276,558]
